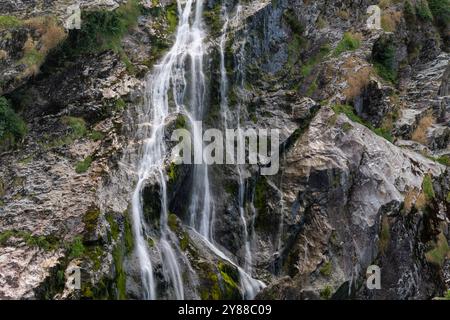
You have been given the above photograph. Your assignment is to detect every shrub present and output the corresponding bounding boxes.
[68,236,85,259]
[372,36,397,83]
[416,0,433,21]
[75,156,93,174]
[63,116,87,138]
[427,0,450,28]
[334,32,361,56]
[0,15,22,28]
[425,233,449,267]
[0,97,27,148]
[320,286,333,299]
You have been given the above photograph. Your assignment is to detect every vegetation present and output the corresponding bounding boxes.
[67,236,85,259]
[332,104,394,142]
[319,261,332,277]
[0,230,59,251]
[372,37,397,83]
[425,233,450,267]
[416,0,433,21]
[0,97,27,149]
[334,32,361,56]
[320,286,333,299]
[422,175,435,200]
[0,15,22,28]
[428,0,450,28]
[75,156,93,174]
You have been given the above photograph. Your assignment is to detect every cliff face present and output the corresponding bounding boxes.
[0,0,449,300]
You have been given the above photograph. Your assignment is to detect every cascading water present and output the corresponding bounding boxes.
[219,4,264,299]
[131,0,264,300]
[131,0,205,300]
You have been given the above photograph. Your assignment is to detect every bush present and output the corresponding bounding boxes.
[422,175,435,200]
[334,32,361,56]
[372,36,397,83]
[0,15,22,28]
[75,156,93,174]
[68,236,85,259]
[428,0,450,28]
[416,0,433,21]
[0,97,27,148]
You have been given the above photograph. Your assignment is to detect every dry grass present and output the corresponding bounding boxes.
[381,10,402,32]
[0,49,7,60]
[337,9,350,20]
[411,113,434,145]
[341,56,372,99]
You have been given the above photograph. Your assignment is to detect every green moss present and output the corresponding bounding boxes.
[112,245,127,300]
[85,245,104,271]
[75,156,93,174]
[319,261,332,277]
[115,98,126,111]
[175,113,187,129]
[124,214,134,254]
[436,155,450,166]
[83,208,101,237]
[203,3,222,35]
[167,162,177,182]
[63,116,87,138]
[422,175,435,200]
[67,236,85,259]
[428,0,450,28]
[0,97,27,148]
[332,104,394,142]
[166,4,178,33]
[218,262,240,299]
[425,233,450,267]
[320,286,333,299]
[416,0,433,21]
[106,213,120,241]
[334,32,360,56]
[180,232,190,251]
[168,213,179,232]
[0,230,59,250]
[88,130,105,141]
[0,15,22,28]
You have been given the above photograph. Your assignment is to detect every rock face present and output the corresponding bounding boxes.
[0,0,449,300]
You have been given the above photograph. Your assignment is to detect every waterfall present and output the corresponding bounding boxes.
[219,4,265,299]
[131,0,204,300]
[130,0,264,300]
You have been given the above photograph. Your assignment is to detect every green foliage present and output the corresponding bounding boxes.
[319,261,332,277]
[0,97,27,148]
[112,245,127,299]
[0,230,59,250]
[416,0,433,21]
[203,3,222,35]
[334,32,360,56]
[63,116,87,138]
[168,213,179,232]
[332,104,394,142]
[320,286,333,299]
[0,15,22,28]
[124,214,134,254]
[373,37,397,83]
[180,232,189,251]
[75,156,93,174]
[88,130,105,141]
[20,49,45,66]
[166,4,178,33]
[106,213,120,241]
[428,0,450,28]
[167,162,177,182]
[422,175,435,200]
[425,233,449,266]
[68,236,85,259]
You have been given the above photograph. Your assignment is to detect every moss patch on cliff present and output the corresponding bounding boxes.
[75,156,93,174]
[0,230,59,250]
[425,233,450,267]
[0,97,27,150]
[334,32,361,57]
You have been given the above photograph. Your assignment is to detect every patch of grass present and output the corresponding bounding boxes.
[422,175,435,200]
[333,32,361,56]
[332,104,394,142]
[106,213,120,241]
[425,233,450,267]
[416,0,433,21]
[319,261,332,277]
[63,116,87,138]
[68,236,85,259]
[0,230,59,251]
[411,114,434,145]
[0,97,27,149]
[88,130,105,141]
[166,4,178,34]
[372,36,397,83]
[75,156,93,174]
[320,286,333,299]
[428,0,450,28]
[0,15,22,28]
